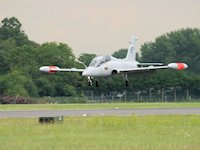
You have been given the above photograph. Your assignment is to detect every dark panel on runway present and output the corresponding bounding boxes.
[0,108,200,118]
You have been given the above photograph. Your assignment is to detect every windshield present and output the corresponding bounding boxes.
[89,55,111,67]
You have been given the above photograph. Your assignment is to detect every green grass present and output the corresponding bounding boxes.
[0,102,200,110]
[0,115,200,150]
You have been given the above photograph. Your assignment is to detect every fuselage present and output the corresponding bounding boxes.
[82,55,138,77]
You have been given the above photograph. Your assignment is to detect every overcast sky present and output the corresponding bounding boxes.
[1,0,200,56]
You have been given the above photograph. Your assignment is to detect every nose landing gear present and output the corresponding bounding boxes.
[87,77,99,87]
[88,77,93,86]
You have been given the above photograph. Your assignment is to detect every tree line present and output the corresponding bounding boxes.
[0,17,200,101]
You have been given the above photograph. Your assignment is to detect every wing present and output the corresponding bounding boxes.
[117,63,188,74]
[138,63,163,66]
[118,66,168,73]
[39,66,85,73]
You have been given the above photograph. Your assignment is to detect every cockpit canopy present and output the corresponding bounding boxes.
[89,55,111,67]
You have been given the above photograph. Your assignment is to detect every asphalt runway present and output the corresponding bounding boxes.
[0,108,200,118]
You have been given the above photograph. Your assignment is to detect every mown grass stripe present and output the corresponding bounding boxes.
[0,102,200,110]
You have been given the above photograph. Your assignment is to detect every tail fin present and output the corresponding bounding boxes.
[125,34,137,61]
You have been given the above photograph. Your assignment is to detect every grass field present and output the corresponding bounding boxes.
[0,115,200,150]
[0,102,200,110]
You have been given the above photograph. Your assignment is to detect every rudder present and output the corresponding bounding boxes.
[125,34,137,61]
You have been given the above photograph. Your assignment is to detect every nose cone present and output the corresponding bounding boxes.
[82,67,102,77]
[184,63,188,69]
[82,69,91,76]
[39,66,49,72]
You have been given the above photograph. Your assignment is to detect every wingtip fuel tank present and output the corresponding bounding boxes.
[39,66,59,73]
[168,63,188,70]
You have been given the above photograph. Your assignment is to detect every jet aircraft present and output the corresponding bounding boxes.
[39,35,188,87]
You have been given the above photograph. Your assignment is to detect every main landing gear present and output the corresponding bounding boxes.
[124,73,129,87]
[95,80,99,87]
[125,80,129,87]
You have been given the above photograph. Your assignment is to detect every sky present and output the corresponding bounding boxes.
[0,0,200,57]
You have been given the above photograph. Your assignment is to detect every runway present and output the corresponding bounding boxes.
[0,108,200,118]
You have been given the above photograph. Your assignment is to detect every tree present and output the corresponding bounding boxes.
[34,42,83,97]
[112,48,141,60]
[112,49,127,59]
[0,17,28,45]
[0,38,16,74]
[78,53,96,67]
[1,16,200,99]
[139,28,200,100]
[36,42,76,67]
[0,69,38,97]
[141,28,200,73]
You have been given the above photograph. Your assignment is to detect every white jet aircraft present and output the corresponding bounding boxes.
[39,35,188,87]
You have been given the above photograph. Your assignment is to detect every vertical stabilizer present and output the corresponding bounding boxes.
[125,34,137,61]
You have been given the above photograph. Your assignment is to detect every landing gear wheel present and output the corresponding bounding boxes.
[95,80,99,87]
[88,77,93,86]
[125,80,129,87]
[88,81,92,86]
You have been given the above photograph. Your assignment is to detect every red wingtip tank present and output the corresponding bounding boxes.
[168,63,188,70]
[39,66,59,73]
